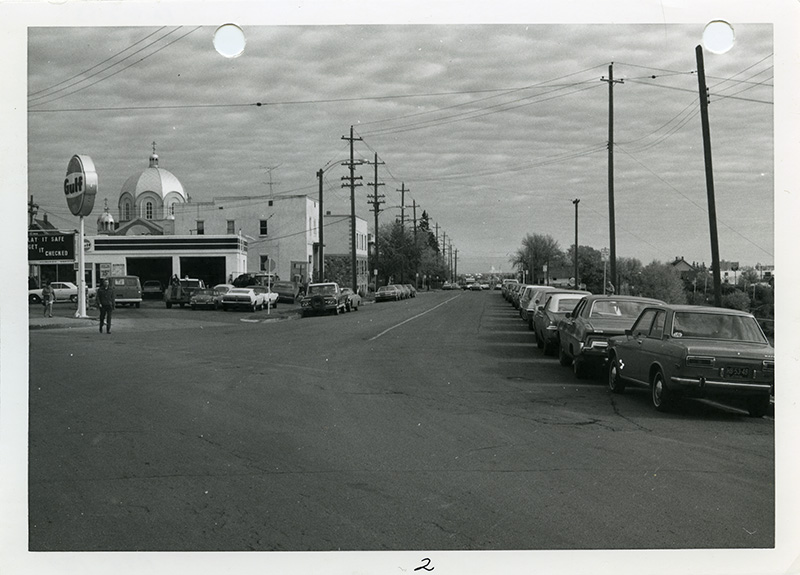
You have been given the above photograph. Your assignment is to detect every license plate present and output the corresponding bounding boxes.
[722,366,751,378]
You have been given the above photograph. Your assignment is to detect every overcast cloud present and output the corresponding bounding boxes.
[27,23,773,273]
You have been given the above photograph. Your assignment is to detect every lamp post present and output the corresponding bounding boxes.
[572,198,580,289]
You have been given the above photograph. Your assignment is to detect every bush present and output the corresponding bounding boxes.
[721,290,750,311]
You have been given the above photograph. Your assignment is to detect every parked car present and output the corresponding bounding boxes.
[557,295,665,378]
[607,304,774,416]
[232,272,279,288]
[272,280,301,304]
[533,290,591,354]
[29,281,85,304]
[501,279,519,300]
[341,287,362,311]
[252,285,279,309]
[190,287,226,310]
[469,282,483,291]
[403,284,417,297]
[221,287,264,312]
[142,280,164,299]
[164,278,206,308]
[519,285,551,323]
[375,285,402,302]
[299,282,348,316]
[107,275,142,308]
[441,282,456,291]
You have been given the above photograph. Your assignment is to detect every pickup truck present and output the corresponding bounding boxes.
[164,278,206,308]
[299,282,348,316]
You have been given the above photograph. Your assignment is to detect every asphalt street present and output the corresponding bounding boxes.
[28,291,775,551]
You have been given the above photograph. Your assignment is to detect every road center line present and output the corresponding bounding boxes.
[369,294,462,341]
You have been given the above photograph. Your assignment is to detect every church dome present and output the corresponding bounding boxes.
[96,199,116,233]
[120,151,187,201]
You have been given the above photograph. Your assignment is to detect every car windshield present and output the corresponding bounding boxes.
[273,282,293,290]
[377,286,394,293]
[195,289,213,296]
[181,280,202,288]
[308,284,336,295]
[229,288,250,294]
[672,312,767,343]
[589,300,650,319]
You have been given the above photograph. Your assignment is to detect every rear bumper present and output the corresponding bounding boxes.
[670,376,773,395]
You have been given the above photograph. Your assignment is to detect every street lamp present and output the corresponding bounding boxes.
[572,198,580,289]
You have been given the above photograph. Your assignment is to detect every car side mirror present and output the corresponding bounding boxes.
[537,305,544,311]
[624,329,632,337]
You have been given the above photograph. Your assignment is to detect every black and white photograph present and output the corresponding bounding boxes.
[2,2,799,575]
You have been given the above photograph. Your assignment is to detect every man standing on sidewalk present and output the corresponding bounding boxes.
[96,279,115,334]
[41,281,55,318]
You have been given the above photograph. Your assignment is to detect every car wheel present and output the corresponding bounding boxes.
[353,303,358,311]
[528,317,534,331]
[135,303,140,308]
[746,395,770,418]
[534,329,543,348]
[29,294,42,304]
[607,355,626,394]
[70,294,78,303]
[334,305,340,315]
[558,343,572,367]
[251,303,257,312]
[543,340,555,357]
[166,302,172,309]
[191,304,196,310]
[651,370,673,412]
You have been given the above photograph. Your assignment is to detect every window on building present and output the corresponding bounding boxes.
[260,219,268,236]
[169,204,175,216]
[145,201,153,220]
[197,220,205,235]
[227,220,235,235]
[123,202,131,220]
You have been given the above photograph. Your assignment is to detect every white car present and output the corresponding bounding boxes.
[29,281,96,304]
[221,287,265,311]
[252,285,279,309]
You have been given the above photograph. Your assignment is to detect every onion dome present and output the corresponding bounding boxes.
[120,151,187,201]
[96,199,115,233]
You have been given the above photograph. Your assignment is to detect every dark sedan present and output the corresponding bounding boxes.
[607,304,774,416]
[557,294,665,378]
[533,290,590,355]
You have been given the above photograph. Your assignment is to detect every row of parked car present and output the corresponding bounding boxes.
[502,279,775,418]
[375,283,417,302]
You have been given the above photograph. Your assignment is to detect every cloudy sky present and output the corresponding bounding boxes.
[26,21,774,274]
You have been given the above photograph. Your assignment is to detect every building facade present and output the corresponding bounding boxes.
[171,194,321,285]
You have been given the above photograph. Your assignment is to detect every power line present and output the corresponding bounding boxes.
[28,27,170,99]
[29,27,203,108]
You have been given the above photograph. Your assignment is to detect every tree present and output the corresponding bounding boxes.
[615,256,643,295]
[564,244,603,292]
[509,233,564,284]
[637,261,687,303]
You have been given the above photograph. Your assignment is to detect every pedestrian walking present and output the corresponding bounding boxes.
[96,278,116,334]
[41,281,55,318]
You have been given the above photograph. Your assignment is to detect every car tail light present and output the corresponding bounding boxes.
[585,336,608,349]
[762,360,774,372]
[686,356,716,367]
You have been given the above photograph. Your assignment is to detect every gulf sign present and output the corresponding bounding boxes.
[64,154,98,217]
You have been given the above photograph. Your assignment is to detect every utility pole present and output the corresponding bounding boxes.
[397,183,408,232]
[367,152,385,291]
[601,63,623,291]
[341,126,363,292]
[442,232,447,278]
[696,45,723,307]
[573,198,580,289]
[454,248,458,280]
[28,195,39,228]
[316,168,325,281]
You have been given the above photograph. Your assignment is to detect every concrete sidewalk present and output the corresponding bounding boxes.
[28,307,100,330]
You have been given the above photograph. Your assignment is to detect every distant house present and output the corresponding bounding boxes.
[670,256,697,281]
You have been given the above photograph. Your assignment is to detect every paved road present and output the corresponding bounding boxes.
[28,291,774,551]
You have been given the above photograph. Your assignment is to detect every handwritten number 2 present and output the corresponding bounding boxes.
[414,557,434,571]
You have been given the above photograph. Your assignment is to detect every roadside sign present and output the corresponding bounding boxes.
[28,231,75,263]
[601,247,610,262]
